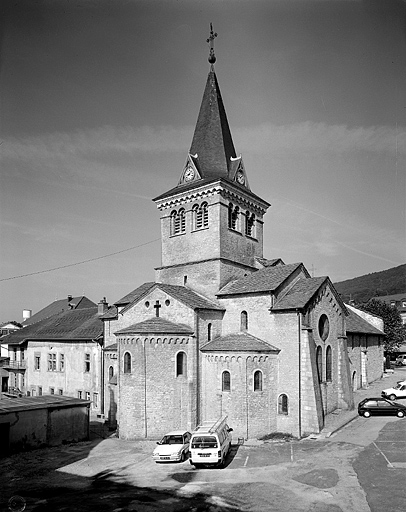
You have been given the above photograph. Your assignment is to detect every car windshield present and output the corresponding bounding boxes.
[160,435,183,445]
[191,436,218,449]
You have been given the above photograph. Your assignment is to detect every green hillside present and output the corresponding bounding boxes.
[333,264,406,304]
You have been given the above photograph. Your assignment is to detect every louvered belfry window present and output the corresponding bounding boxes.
[245,211,255,237]
[171,209,186,235]
[193,202,208,229]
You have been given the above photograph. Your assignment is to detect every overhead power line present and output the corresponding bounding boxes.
[0,238,161,282]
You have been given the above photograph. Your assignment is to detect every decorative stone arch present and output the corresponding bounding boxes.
[222,370,231,392]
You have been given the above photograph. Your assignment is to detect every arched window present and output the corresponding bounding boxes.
[176,352,187,377]
[326,346,332,382]
[253,370,262,391]
[193,202,209,230]
[240,311,248,331]
[228,203,240,230]
[222,371,231,391]
[208,323,212,342]
[316,346,323,383]
[171,209,186,235]
[278,394,288,415]
[245,212,255,237]
[123,352,131,374]
[109,366,114,380]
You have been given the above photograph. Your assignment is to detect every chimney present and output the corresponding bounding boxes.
[67,295,73,302]
[98,297,108,316]
[22,309,32,323]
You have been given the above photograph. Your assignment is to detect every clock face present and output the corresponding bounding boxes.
[184,167,195,181]
[236,171,245,184]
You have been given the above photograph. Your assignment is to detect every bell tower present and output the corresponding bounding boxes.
[153,26,270,300]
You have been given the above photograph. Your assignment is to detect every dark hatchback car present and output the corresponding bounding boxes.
[358,397,406,418]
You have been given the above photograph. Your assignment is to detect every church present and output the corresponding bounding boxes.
[100,29,383,440]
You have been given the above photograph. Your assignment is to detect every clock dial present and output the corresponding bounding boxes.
[184,167,195,181]
[236,171,245,184]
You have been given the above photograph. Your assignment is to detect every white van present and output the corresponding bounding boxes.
[189,416,233,467]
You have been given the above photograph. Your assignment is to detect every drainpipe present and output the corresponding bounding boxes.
[297,310,302,439]
[144,337,147,438]
[245,357,249,440]
[194,311,200,428]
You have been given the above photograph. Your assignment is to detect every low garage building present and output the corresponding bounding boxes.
[0,395,91,457]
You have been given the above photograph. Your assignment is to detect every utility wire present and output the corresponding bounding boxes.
[0,238,161,282]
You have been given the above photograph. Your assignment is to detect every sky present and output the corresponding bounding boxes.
[1,0,405,322]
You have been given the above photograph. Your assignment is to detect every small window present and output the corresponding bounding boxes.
[78,390,83,399]
[58,389,63,396]
[278,394,289,415]
[59,353,65,372]
[109,366,114,380]
[326,346,332,382]
[316,346,323,383]
[93,393,98,408]
[48,353,56,371]
[222,371,231,392]
[171,209,186,235]
[50,387,55,395]
[84,353,91,373]
[208,323,212,342]
[123,352,131,374]
[240,311,248,331]
[176,352,187,377]
[85,391,90,401]
[34,353,41,371]
[193,202,208,230]
[38,386,42,396]
[253,370,262,391]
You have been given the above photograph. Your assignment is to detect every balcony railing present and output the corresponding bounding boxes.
[0,359,27,370]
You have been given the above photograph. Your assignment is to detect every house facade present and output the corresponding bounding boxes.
[2,298,105,414]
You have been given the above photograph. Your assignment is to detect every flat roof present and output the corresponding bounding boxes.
[0,394,91,414]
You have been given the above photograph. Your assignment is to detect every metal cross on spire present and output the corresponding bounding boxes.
[207,23,217,65]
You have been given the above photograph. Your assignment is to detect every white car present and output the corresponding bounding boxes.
[152,430,191,463]
[381,380,406,400]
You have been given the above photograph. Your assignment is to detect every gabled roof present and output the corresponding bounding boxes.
[272,276,348,314]
[4,307,103,345]
[111,282,224,317]
[346,308,385,335]
[272,277,328,310]
[201,332,279,353]
[23,296,96,326]
[115,317,193,336]
[217,262,306,297]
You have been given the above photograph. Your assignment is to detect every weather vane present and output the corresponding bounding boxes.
[207,23,217,65]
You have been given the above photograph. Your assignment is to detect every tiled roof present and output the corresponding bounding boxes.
[272,277,328,310]
[23,296,96,326]
[114,282,155,306]
[99,305,118,320]
[201,332,279,353]
[217,263,304,296]
[255,257,284,268]
[104,343,118,351]
[4,307,103,345]
[346,308,385,335]
[115,317,193,336]
[116,282,224,315]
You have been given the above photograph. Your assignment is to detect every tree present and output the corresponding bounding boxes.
[360,299,406,353]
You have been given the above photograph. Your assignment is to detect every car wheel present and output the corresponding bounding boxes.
[397,411,405,418]
[389,394,397,401]
[363,411,371,418]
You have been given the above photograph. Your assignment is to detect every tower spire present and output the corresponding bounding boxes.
[207,23,217,66]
